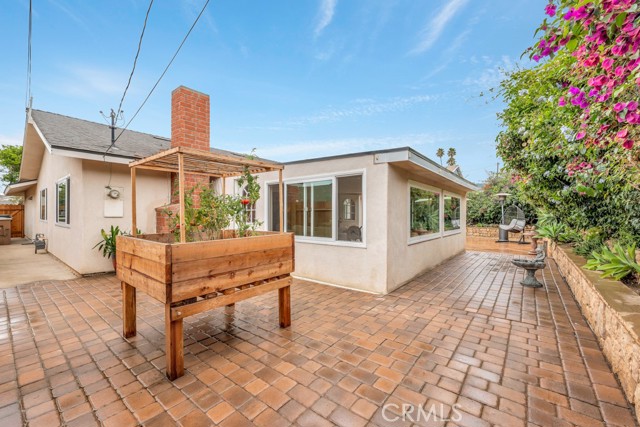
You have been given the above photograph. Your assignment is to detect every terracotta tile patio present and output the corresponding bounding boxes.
[0,249,637,426]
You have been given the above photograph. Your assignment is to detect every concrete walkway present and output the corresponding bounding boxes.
[0,250,636,426]
[0,238,78,288]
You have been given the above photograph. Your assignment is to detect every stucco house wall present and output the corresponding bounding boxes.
[385,165,467,292]
[253,154,389,294]
[19,149,170,274]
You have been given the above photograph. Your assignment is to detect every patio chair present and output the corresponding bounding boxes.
[499,205,526,243]
[34,234,47,254]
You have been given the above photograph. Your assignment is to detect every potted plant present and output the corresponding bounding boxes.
[93,225,123,269]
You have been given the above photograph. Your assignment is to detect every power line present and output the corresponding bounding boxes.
[116,0,154,118]
[113,0,211,144]
[25,0,32,109]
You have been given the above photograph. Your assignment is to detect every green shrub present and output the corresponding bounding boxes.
[584,244,640,281]
[574,227,605,257]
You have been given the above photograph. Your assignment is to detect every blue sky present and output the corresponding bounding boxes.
[1,0,546,183]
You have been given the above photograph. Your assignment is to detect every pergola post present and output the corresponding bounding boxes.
[123,166,137,338]
[178,152,186,244]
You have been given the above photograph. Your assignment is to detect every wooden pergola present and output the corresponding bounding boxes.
[128,146,285,242]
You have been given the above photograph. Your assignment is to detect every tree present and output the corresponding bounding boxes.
[0,145,22,187]
[447,147,457,167]
[436,148,444,165]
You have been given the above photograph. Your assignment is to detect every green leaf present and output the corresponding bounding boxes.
[615,12,627,27]
[566,39,578,52]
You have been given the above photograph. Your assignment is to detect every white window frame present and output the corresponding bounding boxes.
[233,178,257,223]
[56,176,70,227]
[408,181,443,245]
[264,169,367,248]
[443,191,463,237]
[39,188,47,221]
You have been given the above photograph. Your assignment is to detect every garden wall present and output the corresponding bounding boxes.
[550,243,640,420]
[466,225,499,238]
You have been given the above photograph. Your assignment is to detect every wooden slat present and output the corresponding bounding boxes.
[117,265,167,303]
[171,260,294,302]
[131,167,137,236]
[172,246,292,282]
[171,276,292,320]
[129,146,180,168]
[120,252,169,283]
[117,235,169,264]
[122,282,136,338]
[171,232,293,263]
[178,153,186,244]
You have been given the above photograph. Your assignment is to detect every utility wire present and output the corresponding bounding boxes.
[114,0,211,143]
[25,0,32,109]
[116,0,154,118]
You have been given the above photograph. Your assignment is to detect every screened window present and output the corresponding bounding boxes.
[39,188,47,221]
[409,186,439,238]
[56,177,70,225]
[286,180,332,238]
[444,195,461,231]
[337,175,363,242]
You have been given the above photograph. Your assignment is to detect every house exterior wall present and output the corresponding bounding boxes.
[249,155,389,294]
[21,147,170,274]
[27,149,85,272]
[80,160,170,274]
[385,165,467,293]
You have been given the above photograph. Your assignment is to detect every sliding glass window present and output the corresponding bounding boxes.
[286,180,332,238]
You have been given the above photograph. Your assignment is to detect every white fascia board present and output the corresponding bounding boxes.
[50,147,133,165]
[375,148,479,192]
[28,114,52,154]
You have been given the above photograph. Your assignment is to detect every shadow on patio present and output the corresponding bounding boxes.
[0,248,636,426]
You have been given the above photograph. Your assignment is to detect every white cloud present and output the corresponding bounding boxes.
[410,0,469,55]
[53,65,126,98]
[286,94,436,126]
[314,0,337,38]
[463,55,516,91]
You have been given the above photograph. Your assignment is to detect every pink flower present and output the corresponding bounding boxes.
[602,58,614,70]
[613,102,625,112]
[545,3,556,17]
[615,66,625,77]
[558,96,566,106]
[576,130,586,140]
[616,129,628,139]
[623,139,634,150]
[628,101,638,111]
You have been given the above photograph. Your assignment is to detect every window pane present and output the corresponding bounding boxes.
[286,183,304,235]
[311,181,332,238]
[40,189,46,220]
[410,187,439,237]
[268,184,280,232]
[337,175,363,242]
[57,182,66,223]
[444,196,461,231]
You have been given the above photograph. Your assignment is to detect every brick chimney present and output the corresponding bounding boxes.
[156,86,212,233]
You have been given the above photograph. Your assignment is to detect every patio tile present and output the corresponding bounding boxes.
[1,250,637,426]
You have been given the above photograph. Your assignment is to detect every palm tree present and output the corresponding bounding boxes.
[436,148,444,166]
[447,147,457,167]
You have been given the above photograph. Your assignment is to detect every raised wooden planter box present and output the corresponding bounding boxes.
[116,231,295,379]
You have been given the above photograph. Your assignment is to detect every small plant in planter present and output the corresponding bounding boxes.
[585,243,640,282]
[93,225,123,269]
[94,226,141,269]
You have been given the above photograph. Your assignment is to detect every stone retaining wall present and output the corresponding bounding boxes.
[550,242,640,420]
[466,226,499,238]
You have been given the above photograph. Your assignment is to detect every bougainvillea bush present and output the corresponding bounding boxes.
[496,0,640,244]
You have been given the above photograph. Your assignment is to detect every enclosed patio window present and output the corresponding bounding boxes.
[337,175,363,242]
[56,177,70,225]
[409,186,440,239]
[286,180,332,238]
[39,188,47,221]
[444,195,461,232]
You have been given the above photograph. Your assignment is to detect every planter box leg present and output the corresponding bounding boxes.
[122,282,136,338]
[165,305,184,380]
[279,285,291,328]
